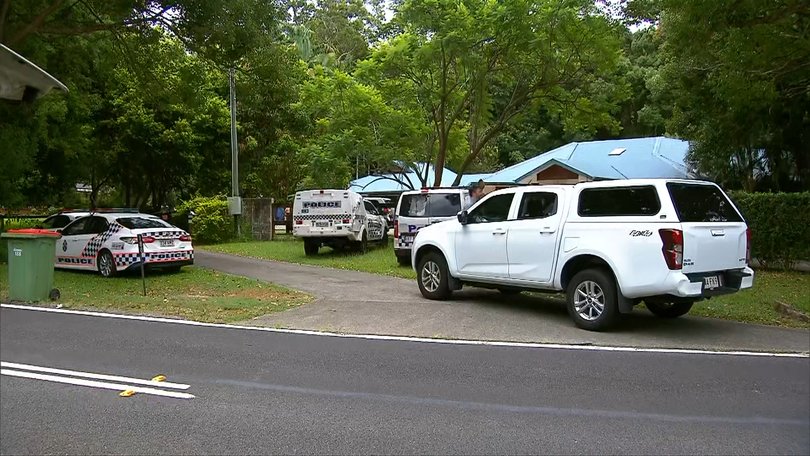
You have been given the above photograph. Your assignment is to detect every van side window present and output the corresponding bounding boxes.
[518,192,558,220]
[578,186,660,217]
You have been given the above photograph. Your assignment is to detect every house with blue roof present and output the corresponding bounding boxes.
[485,136,692,188]
[348,162,492,195]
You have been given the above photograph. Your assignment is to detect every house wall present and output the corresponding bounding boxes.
[522,165,590,185]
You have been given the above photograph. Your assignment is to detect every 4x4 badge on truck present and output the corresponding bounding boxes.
[629,230,653,237]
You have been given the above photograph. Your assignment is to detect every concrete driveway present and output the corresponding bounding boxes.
[196,251,810,353]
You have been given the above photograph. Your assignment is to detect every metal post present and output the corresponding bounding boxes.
[137,234,146,297]
[229,68,241,237]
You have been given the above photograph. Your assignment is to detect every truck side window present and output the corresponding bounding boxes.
[468,194,514,224]
[578,186,660,217]
[518,192,558,220]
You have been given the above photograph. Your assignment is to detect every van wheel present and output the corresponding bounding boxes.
[358,231,368,253]
[382,228,388,243]
[396,255,410,267]
[304,240,319,256]
[97,250,117,278]
[566,268,619,331]
[417,252,451,300]
[646,301,694,318]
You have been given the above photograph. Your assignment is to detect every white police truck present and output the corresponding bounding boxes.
[293,189,387,255]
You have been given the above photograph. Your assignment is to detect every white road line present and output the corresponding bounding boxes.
[0,362,190,390]
[0,369,195,399]
[2,303,808,358]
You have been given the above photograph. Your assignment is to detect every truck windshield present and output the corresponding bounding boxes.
[399,193,461,217]
[667,183,743,223]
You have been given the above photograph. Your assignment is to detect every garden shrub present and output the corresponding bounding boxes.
[176,195,234,245]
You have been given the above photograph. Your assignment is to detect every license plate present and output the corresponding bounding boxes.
[315,221,329,228]
[159,239,175,247]
[703,275,722,290]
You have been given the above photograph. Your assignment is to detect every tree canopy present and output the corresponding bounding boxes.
[1,0,807,211]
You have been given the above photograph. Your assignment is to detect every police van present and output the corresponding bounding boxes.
[393,188,473,265]
[293,189,388,255]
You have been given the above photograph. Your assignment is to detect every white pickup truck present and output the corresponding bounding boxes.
[410,179,754,331]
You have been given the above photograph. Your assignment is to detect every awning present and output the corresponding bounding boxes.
[0,43,68,101]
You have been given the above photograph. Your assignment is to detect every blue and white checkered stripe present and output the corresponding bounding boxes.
[82,222,124,257]
[114,250,193,268]
[139,230,188,239]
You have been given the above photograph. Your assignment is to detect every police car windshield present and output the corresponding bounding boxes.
[399,193,461,217]
[116,217,171,229]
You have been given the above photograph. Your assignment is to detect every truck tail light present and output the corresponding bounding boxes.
[659,229,683,270]
[394,222,399,239]
[295,220,303,225]
[342,219,350,224]
[746,228,751,263]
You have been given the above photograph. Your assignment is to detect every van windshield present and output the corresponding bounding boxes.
[667,183,743,223]
[399,193,462,217]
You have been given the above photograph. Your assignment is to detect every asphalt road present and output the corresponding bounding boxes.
[2,306,809,455]
[196,251,810,353]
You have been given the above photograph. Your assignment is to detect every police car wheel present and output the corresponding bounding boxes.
[97,250,117,278]
[417,252,451,300]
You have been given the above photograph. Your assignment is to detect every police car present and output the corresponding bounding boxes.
[54,211,193,277]
[40,210,91,230]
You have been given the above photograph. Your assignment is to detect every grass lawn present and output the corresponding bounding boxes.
[0,264,311,323]
[205,237,810,328]
[205,235,417,280]
[689,269,809,328]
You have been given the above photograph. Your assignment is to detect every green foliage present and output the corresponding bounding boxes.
[729,192,810,268]
[362,0,625,184]
[176,195,233,245]
[658,0,810,191]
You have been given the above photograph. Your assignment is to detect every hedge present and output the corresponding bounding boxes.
[176,195,234,245]
[728,191,810,269]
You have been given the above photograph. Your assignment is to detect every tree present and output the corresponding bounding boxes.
[361,0,624,186]
[285,0,388,70]
[1,0,282,66]
[295,66,428,188]
[657,0,810,190]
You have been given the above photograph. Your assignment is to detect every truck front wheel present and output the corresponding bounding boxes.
[566,268,619,331]
[417,252,451,300]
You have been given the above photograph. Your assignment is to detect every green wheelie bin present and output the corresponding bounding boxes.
[1,228,61,302]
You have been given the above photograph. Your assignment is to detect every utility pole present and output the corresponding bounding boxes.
[229,67,241,237]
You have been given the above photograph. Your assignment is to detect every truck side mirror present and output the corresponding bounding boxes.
[457,210,468,225]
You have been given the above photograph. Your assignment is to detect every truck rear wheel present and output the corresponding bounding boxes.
[646,301,693,319]
[566,268,619,331]
[304,239,319,256]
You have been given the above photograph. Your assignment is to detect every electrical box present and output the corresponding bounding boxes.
[227,196,242,216]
